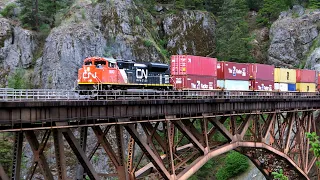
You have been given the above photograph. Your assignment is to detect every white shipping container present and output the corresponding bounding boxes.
[217,80,250,90]
[274,83,288,91]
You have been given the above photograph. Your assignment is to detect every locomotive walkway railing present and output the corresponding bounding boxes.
[0,88,319,102]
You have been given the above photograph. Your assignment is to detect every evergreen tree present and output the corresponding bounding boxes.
[308,0,320,9]
[19,0,73,31]
[203,0,224,13]
[216,0,254,62]
[246,0,263,11]
[257,0,288,26]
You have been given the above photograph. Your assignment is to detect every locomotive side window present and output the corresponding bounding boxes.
[108,62,116,68]
[94,61,106,68]
[287,72,289,80]
[84,61,92,65]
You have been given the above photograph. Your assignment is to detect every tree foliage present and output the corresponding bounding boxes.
[306,132,320,167]
[18,0,73,31]
[308,0,320,9]
[256,0,288,26]
[215,151,249,180]
[272,169,289,180]
[216,0,254,62]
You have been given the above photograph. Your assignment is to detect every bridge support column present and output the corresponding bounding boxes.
[11,131,23,180]
[76,127,88,180]
[53,129,67,180]
[115,125,129,180]
[61,128,99,180]
[25,130,54,180]
[124,124,171,180]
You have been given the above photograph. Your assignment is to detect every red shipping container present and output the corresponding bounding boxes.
[170,55,217,76]
[250,80,274,91]
[171,75,217,90]
[296,69,316,83]
[217,61,249,80]
[248,63,274,81]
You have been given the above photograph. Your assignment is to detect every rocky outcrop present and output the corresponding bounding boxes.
[268,7,320,67]
[163,10,216,56]
[0,18,38,87]
[34,23,106,89]
[305,47,320,71]
[33,0,218,89]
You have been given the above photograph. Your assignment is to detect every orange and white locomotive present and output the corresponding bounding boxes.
[77,57,172,92]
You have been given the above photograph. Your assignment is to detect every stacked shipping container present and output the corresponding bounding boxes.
[170,55,217,90]
[217,61,249,90]
[248,64,274,91]
[296,69,316,92]
[274,68,296,91]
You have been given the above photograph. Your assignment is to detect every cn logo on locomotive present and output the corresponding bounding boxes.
[83,71,97,79]
[136,69,148,79]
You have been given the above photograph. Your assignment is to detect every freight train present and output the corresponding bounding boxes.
[76,55,320,95]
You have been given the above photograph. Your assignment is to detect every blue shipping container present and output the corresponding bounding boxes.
[288,83,296,91]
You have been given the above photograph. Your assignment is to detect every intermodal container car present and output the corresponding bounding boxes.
[296,69,316,83]
[171,75,217,90]
[274,68,296,83]
[217,62,249,80]
[296,83,316,92]
[217,80,249,90]
[274,83,288,91]
[250,80,274,91]
[288,83,296,91]
[170,55,217,76]
[248,64,274,81]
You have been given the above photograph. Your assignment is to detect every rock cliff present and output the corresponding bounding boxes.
[268,6,320,68]
[0,0,218,89]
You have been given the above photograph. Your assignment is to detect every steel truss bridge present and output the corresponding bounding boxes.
[0,89,320,180]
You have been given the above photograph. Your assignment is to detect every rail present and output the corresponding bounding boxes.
[0,88,319,102]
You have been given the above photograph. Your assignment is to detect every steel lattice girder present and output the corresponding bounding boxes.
[1,110,319,180]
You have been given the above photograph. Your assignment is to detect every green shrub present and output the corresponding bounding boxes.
[144,39,153,47]
[160,49,169,58]
[8,69,27,89]
[216,151,249,180]
[0,3,17,18]
[135,16,141,25]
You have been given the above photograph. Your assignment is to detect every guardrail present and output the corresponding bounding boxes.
[0,88,319,102]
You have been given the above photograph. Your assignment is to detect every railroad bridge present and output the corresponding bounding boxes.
[0,89,319,180]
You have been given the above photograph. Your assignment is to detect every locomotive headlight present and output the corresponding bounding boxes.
[77,79,80,82]
[89,79,92,82]
[87,67,90,72]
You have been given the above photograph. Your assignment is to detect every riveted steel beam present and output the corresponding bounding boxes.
[124,124,170,180]
[76,127,88,180]
[11,131,23,180]
[61,129,99,180]
[25,130,53,180]
[53,129,67,180]
[173,121,205,154]
[115,125,129,180]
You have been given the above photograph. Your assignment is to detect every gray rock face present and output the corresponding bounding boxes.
[0,17,38,71]
[35,23,106,89]
[163,10,216,56]
[89,1,164,62]
[2,0,218,89]
[268,10,320,67]
[305,47,320,71]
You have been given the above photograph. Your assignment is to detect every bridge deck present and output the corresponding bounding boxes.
[0,89,319,131]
